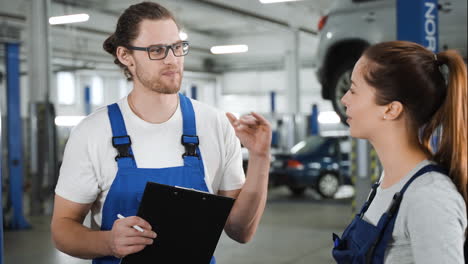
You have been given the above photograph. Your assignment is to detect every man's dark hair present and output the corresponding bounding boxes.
[103,2,178,80]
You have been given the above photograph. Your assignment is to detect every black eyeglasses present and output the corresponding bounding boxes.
[127,41,190,60]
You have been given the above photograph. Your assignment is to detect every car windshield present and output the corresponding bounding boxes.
[290,136,326,155]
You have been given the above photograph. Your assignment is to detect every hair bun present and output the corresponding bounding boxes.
[103,34,117,55]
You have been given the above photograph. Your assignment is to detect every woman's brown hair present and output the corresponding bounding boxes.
[102,2,178,80]
[363,41,467,217]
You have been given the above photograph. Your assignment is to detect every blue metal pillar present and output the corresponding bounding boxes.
[84,85,91,115]
[310,104,319,135]
[190,85,197,100]
[270,91,279,147]
[397,0,440,148]
[6,42,30,230]
[397,0,438,52]
[270,91,276,113]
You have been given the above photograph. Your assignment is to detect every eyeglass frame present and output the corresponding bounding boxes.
[126,41,190,60]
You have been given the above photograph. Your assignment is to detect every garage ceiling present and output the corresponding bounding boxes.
[0,0,335,72]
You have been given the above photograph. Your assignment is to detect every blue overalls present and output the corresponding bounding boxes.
[332,164,446,263]
[93,93,216,264]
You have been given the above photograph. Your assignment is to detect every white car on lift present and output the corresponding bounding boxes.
[314,0,467,122]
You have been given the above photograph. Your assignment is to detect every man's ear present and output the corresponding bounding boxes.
[116,46,134,67]
[383,101,404,120]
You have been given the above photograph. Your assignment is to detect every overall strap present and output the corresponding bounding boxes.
[358,182,381,218]
[370,164,447,262]
[382,165,446,219]
[398,164,446,196]
[179,94,201,163]
[107,103,137,169]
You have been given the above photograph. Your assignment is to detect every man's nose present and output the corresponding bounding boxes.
[163,48,178,64]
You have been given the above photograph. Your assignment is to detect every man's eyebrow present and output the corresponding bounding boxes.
[149,40,183,46]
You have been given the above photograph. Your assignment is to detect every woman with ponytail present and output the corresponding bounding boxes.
[332,41,467,263]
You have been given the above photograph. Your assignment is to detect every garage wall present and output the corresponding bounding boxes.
[51,70,221,116]
[1,65,333,125]
[219,68,333,115]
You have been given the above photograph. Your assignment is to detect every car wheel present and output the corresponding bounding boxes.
[288,186,306,196]
[317,173,339,198]
[330,60,356,124]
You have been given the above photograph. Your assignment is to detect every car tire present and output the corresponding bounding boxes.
[317,172,340,198]
[288,186,306,196]
[329,60,356,124]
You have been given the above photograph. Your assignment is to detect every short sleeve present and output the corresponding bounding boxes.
[218,113,245,191]
[405,182,466,263]
[55,122,100,204]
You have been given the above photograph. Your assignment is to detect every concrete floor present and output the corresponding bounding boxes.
[3,186,352,264]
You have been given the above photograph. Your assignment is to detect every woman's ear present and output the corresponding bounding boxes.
[116,46,134,67]
[383,101,404,120]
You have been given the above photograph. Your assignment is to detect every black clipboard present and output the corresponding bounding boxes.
[121,181,235,264]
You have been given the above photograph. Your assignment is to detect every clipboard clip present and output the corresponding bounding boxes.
[175,186,211,195]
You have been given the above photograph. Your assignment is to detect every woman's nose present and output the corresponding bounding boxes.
[341,92,348,108]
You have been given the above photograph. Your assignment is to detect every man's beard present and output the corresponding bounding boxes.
[135,65,182,94]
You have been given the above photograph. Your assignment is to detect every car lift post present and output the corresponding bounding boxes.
[6,42,31,230]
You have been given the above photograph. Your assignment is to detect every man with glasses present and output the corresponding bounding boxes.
[51,2,272,263]
[127,41,190,61]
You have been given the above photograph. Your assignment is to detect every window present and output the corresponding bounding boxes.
[291,136,326,155]
[57,72,75,105]
[91,76,103,105]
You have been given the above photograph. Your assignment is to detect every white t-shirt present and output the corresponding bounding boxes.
[363,160,467,264]
[55,96,246,228]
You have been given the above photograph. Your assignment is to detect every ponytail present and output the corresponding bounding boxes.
[363,41,467,231]
[421,50,467,216]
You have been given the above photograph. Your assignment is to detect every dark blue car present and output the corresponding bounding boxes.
[269,135,350,198]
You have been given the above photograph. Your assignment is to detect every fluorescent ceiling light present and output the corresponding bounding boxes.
[179,31,188,40]
[318,111,341,124]
[210,45,248,54]
[49,14,89,25]
[55,116,86,127]
[259,0,303,3]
